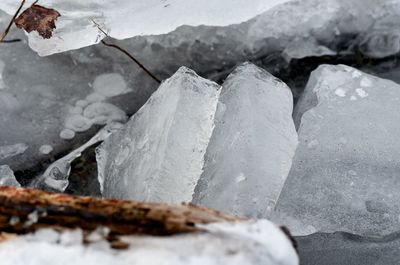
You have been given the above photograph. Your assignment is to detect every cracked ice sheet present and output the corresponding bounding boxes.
[0,0,292,56]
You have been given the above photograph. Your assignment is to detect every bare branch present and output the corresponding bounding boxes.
[0,0,26,43]
[0,186,239,236]
[0,38,22,43]
[92,19,161,84]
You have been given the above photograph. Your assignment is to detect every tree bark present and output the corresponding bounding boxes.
[0,186,239,236]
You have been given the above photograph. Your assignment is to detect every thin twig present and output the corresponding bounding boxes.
[0,39,22,43]
[0,0,26,43]
[101,40,161,83]
[91,19,161,84]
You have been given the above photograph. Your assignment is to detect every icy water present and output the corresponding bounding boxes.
[2,1,400,262]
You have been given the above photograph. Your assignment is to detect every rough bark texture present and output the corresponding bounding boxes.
[0,186,239,236]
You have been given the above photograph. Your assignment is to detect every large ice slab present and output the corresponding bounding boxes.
[0,0,291,56]
[97,67,221,203]
[274,65,400,236]
[192,63,298,218]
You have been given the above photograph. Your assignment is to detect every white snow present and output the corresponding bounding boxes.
[355,88,368,98]
[334,88,346,97]
[0,220,299,265]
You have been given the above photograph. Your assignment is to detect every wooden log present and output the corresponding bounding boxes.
[0,186,239,236]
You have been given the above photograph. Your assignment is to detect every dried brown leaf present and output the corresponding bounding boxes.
[14,4,60,39]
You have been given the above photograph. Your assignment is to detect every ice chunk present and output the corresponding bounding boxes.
[97,67,221,203]
[282,38,336,62]
[192,63,298,218]
[274,65,400,236]
[0,220,299,265]
[359,15,400,58]
[34,123,124,192]
[0,165,20,187]
[0,0,291,56]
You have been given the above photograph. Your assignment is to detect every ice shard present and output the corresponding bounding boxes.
[192,63,298,218]
[0,220,299,265]
[274,65,400,236]
[0,165,20,187]
[97,67,221,203]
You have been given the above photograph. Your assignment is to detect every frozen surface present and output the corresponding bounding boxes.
[274,65,400,236]
[0,165,20,187]
[81,0,400,103]
[3,0,399,65]
[0,11,158,175]
[0,220,298,265]
[297,231,400,265]
[0,0,291,56]
[192,63,297,218]
[97,67,221,203]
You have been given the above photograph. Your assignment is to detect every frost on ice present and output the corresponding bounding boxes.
[193,63,298,218]
[97,67,221,203]
[0,0,291,56]
[274,65,400,236]
[0,220,299,265]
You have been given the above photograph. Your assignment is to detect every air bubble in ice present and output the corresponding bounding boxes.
[60,129,76,140]
[93,73,130,97]
[83,102,127,125]
[64,115,93,132]
[39,145,53,155]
